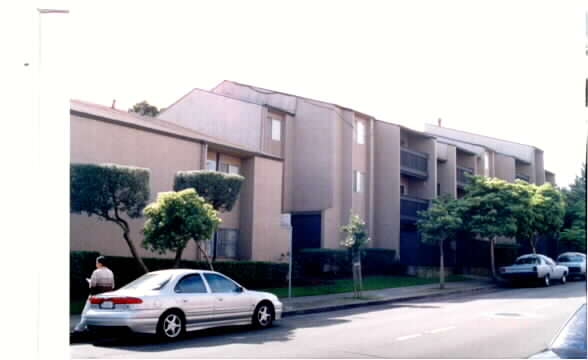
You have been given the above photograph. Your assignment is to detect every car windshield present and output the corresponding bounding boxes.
[121,273,171,291]
[557,255,585,263]
[515,257,539,265]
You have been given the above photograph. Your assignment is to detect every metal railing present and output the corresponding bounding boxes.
[457,166,474,187]
[400,195,430,222]
[400,147,428,179]
[515,174,530,183]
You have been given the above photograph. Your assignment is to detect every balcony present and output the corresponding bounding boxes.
[515,174,530,183]
[457,166,474,188]
[400,195,430,222]
[400,147,428,180]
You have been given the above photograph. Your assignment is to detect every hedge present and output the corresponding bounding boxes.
[71,251,288,299]
[294,248,400,281]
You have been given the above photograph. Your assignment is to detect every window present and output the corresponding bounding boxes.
[271,118,281,141]
[484,152,490,176]
[174,274,208,294]
[216,229,238,258]
[400,185,406,196]
[356,121,365,144]
[437,183,441,196]
[218,163,240,174]
[203,273,240,293]
[228,164,240,175]
[121,273,171,291]
[206,159,217,171]
[353,171,364,193]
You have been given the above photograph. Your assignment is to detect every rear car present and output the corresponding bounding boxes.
[556,253,586,280]
[85,269,282,340]
[530,303,586,359]
[499,254,568,286]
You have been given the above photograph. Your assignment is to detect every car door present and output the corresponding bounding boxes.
[202,273,255,325]
[544,256,559,279]
[173,273,215,329]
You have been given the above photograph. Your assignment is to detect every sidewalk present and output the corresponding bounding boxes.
[70,277,498,334]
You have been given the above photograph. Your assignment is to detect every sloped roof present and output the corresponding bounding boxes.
[70,99,277,159]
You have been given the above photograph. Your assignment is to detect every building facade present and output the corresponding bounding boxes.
[70,99,289,263]
[71,81,558,268]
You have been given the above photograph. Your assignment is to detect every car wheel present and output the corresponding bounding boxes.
[252,302,274,329]
[560,273,567,284]
[157,310,185,340]
[543,274,550,287]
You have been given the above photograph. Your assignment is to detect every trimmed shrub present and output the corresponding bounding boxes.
[174,170,244,212]
[294,248,399,281]
[70,251,288,299]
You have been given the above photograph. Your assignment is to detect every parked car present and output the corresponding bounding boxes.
[85,269,282,340]
[499,254,568,286]
[556,253,586,280]
[530,303,586,359]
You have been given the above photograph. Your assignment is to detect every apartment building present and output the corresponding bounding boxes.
[70,99,289,263]
[71,81,557,271]
[426,124,556,190]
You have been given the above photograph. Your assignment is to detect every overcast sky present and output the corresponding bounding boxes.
[10,0,588,186]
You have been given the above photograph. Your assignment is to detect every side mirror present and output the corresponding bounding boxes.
[235,286,244,293]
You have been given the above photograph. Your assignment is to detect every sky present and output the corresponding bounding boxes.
[1,2,586,357]
[13,0,587,187]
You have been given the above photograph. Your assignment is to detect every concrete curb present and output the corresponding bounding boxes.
[282,285,500,317]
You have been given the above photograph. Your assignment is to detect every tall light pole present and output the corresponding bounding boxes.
[35,8,69,359]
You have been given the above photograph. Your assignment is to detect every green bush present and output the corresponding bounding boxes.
[174,170,244,212]
[294,248,399,280]
[70,251,288,299]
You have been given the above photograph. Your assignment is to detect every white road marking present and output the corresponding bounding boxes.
[396,334,422,341]
[428,326,456,334]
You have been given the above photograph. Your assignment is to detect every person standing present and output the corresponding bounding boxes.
[74,256,115,332]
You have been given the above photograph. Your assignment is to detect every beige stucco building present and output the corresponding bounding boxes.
[71,80,557,268]
[70,100,289,263]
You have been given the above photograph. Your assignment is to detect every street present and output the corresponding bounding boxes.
[71,280,586,359]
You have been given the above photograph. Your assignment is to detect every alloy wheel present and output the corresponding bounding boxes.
[163,313,182,338]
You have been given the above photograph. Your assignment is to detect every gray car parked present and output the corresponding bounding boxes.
[85,269,283,340]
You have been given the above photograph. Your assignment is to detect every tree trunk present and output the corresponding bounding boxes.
[357,257,363,298]
[531,234,537,255]
[173,245,185,268]
[439,240,445,290]
[197,241,214,271]
[490,237,497,282]
[122,228,149,274]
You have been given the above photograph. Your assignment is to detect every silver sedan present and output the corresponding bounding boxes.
[85,269,282,340]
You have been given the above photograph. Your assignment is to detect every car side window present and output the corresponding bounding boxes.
[203,273,240,293]
[175,274,208,294]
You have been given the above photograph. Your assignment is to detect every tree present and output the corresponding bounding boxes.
[417,195,463,289]
[340,213,370,298]
[71,163,150,273]
[142,189,221,269]
[173,170,245,261]
[129,101,160,117]
[560,163,586,252]
[460,176,525,281]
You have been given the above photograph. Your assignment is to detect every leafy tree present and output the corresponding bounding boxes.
[340,213,370,298]
[417,195,463,289]
[559,163,587,252]
[70,163,150,273]
[129,100,160,117]
[174,170,245,260]
[142,189,221,269]
[460,176,526,281]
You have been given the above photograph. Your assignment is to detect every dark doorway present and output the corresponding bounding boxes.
[292,213,321,252]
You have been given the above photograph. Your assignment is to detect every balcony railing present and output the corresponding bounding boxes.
[515,174,530,183]
[400,195,430,222]
[400,147,428,179]
[457,166,474,188]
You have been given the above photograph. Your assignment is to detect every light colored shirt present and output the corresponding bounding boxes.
[89,267,115,289]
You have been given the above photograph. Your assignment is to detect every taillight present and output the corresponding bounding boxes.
[89,296,143,304]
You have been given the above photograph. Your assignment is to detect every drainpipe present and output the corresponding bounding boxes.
[200,142,208,169]
[368,118,375,246]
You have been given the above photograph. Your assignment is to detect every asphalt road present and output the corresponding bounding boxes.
[71,280,586,359]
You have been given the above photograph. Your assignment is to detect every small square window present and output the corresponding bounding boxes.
[228,164,240,175]
[271,118,281,141]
